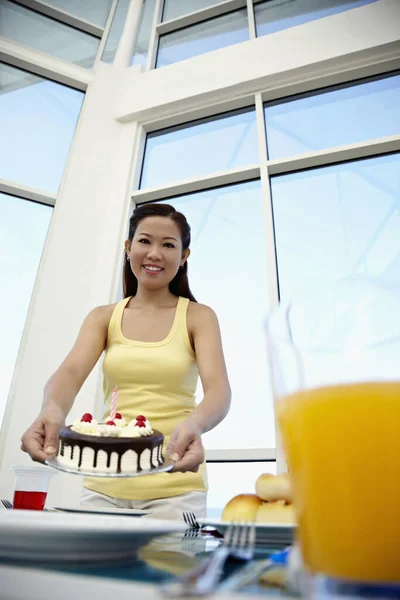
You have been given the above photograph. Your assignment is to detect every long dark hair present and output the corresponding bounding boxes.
[123,203,197,302]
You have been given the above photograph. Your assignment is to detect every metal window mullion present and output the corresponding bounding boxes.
[94,0,119,66]
[0,179,56,207]
[266,134,400,176]
[145,0,164,71]
[131,125,147,192]
[157,0,247,35]
[0,37,91,91]
[255,92,268,163]
[132,164,261,204]
[260,163,285,471]
[247,0,256,39]
[12,0,104,38]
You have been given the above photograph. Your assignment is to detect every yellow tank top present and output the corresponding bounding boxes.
[84,296,208,500]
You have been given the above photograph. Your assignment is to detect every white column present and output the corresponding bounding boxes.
[113,0,144,68]
[0,63,138,505]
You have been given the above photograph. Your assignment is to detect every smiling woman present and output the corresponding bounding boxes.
[123,204,197,302]
[21,203,231,520]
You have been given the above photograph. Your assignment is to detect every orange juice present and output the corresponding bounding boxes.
[278,381,400,583]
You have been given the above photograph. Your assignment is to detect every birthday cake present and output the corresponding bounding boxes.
[57,413,165,474]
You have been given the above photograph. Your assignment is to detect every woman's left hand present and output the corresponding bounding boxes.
[166,421,204,473]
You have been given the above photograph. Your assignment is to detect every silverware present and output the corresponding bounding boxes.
[220,547,292,592]
[183,511,201,529]
[162,521,255,597]
[182,511,223,539]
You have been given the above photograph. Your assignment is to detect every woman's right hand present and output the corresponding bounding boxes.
[21,405,65,463]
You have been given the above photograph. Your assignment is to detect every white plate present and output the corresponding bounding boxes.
[52,506,149,516]
[0,509,186,563]
[45,456,174,478]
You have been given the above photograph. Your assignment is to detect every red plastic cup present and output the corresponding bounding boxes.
[11,466,57,510]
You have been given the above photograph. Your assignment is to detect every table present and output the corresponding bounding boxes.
[0,529,292,600]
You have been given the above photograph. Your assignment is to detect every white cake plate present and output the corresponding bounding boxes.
[45,456,174,478]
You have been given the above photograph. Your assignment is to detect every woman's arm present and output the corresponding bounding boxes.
[167,304,231,472]
[186,303,231,433]
[21,304,114,462]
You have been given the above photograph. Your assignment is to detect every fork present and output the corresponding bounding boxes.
[183,511,201,529]
[162,521,255,597]
[183,511,223,539]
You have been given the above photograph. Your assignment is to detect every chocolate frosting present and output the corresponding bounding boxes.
[59,426,164,472]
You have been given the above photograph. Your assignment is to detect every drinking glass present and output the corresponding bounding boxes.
[12,465,57,510]
[266,277,400,596]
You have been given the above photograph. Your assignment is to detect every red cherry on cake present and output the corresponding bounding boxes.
[135,421,146,428]
[81,413,92,423]
[136,415,146,422]
[115,412,122,420]
[106,420,116,426]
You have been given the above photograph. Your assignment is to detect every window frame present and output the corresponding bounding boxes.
[9,0,107,37]
[1,0,398,478]
[155,5,250,69]
[0,0,119,86]
[131,66,400,464]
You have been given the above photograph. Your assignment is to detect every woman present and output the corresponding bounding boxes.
[21,203,231,519]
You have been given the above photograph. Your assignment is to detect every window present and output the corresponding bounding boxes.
[0,193,52,427]
[140,108,258,189]
[254,0,377,38]
[265,72,400,160]
[156,8,248,68]
[0,63,84,193]
[0,1,100,68]
[131,0,157,68]
[0,59,84,429]
[44,0,113,26]
[102,0,130,63]
[271,153,400,300]
[207,462,277,515]
[162,0,224,22]
[158,181,276,451]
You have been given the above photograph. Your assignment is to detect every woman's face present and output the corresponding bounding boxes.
[125,216,189,290]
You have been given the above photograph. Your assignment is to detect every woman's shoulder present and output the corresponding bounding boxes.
[85,303,119,327]
[187,301,218,329]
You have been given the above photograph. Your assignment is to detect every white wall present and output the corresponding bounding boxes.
[0,0,399,505]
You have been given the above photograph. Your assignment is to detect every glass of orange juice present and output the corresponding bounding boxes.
[266,278,400,596]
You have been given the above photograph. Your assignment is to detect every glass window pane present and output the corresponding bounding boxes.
[0,194,52,429]
[163,0,222,22]
[159,181,276,451]
[265,74,400,159]
[131,0,156,69]
[43,0,113,26]
[207,462,277,515]
[0,63,84,193]
[140,108,258,189]
[102,0,130,63]
[0,1,100,68]
[271,153,400,300]
[255,0,377,38]
[156,9,248,68]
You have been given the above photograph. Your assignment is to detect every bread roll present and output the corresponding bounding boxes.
[221,494,262,522]
[256,500,295,524]
[256,473,292,502]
